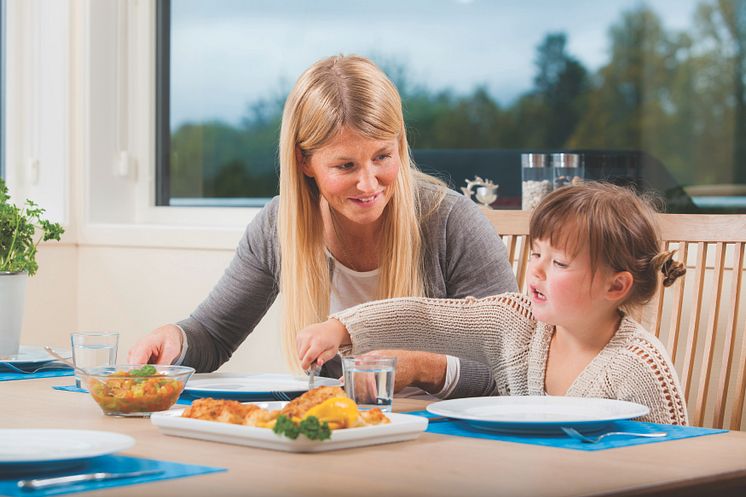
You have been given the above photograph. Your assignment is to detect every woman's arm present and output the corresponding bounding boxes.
[178,199,281,372]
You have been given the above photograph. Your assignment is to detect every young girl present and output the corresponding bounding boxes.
[296,182,689,425]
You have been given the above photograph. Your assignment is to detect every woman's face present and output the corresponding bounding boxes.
[302,127,401,227]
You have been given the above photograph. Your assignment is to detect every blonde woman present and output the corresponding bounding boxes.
[129,55,517,399]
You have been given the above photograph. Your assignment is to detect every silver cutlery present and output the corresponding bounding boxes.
[44,346,89,376]
[307,363,321,391]
[272,391,292,402]
[17,469,164,490]
[0,362,72,375]
[561,426,667,444]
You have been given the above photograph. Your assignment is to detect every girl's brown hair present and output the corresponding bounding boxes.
[529,182,686,311]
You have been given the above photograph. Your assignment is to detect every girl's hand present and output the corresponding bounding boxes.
[297,318,350,370]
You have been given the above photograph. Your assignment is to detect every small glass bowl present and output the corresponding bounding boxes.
[83,364,195,417]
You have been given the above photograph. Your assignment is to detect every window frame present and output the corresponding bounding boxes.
[73,0,258,250]
[155,0,170,206]
[0,0,5,180]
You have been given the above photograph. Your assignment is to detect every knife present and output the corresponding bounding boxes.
[17,469,164,490]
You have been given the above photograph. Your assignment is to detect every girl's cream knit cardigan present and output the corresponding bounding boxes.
[334,292,688,425]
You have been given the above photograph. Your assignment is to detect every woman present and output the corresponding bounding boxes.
[128,54,517,398]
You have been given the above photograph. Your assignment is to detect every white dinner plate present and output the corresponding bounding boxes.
[427,396,650,434]
[0,346,71,368]
[0,429,134,474]
[151,402,427,453]
[183,373,341,401]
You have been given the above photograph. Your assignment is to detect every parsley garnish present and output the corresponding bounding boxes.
[273,415,331,441]
[129,365,157,377]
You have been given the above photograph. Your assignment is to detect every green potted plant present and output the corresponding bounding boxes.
[0,178,64,357]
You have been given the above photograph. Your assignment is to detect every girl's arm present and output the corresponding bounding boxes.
[297,292,534,371]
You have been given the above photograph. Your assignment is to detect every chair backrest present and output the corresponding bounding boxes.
[483,209,746,430]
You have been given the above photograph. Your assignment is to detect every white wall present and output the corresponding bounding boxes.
[23,239,288,374]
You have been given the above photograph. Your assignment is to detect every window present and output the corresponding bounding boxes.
[158,0,746,213]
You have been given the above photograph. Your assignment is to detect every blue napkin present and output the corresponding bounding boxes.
[407,410,727,451]
[0,454,225,496]
[0,363,73,382]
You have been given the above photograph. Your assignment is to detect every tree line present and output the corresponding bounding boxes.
[167,1,745,200]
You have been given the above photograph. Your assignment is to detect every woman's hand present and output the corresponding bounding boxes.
[359,350,447,393]
[297,318,350,370]
[127,324,183,365]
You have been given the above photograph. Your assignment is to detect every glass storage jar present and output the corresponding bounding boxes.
[521,153,552,210]
[552,153,584,189]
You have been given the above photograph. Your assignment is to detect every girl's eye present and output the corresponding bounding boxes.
[375,153,392,161]
[336,162,354,171]
[529,251,540,259]
[553,260,568,268]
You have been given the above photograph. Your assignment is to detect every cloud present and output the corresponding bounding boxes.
[169,0,697,127]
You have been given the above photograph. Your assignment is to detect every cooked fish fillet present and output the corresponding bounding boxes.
[182,398,261,425]
[181,387,390,431]
[280,386,347,420]
[361,407,391,425]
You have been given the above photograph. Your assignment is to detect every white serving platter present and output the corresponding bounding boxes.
[151,402,427,453]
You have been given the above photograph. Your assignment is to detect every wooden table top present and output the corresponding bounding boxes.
[4,377,746,497]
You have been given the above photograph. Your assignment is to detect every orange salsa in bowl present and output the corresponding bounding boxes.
[85,365,195,417]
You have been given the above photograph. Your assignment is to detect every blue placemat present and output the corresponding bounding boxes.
[177,391,295,404]
[0,365,73,382]
[53,385,195,405]
[407,410,727,451]
[52,385,88,393]
[0,454,224,496]
[53,386,293,406]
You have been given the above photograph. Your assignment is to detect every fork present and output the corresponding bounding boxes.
[307,363,321,390]
[561,426,667,443]
[0,362,72,375]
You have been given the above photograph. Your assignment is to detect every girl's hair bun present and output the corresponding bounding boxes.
[653,250,687,287]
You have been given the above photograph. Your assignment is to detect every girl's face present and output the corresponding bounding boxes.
[527,238,615,329]
[302,127,401,228]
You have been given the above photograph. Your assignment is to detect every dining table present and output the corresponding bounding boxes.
[4,376,746,497]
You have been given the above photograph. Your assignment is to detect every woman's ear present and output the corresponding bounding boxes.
[606,271,633,303]
[296,147,312,177]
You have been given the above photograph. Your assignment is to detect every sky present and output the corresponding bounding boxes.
[169,0,700,129]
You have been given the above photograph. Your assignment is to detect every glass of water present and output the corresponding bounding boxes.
[70,332,119,388]
[341,355,397,412]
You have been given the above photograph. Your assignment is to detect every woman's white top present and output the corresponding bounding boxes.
[329,253,459,398]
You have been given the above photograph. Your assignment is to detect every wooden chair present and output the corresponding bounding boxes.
[483,209,746,430]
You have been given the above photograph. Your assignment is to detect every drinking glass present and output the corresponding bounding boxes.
[70,332,119,388]
[341,356,396,412]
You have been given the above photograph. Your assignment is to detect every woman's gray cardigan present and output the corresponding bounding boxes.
[178,185,518,398]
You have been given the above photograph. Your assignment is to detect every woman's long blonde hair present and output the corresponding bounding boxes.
[278,54,443,371]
